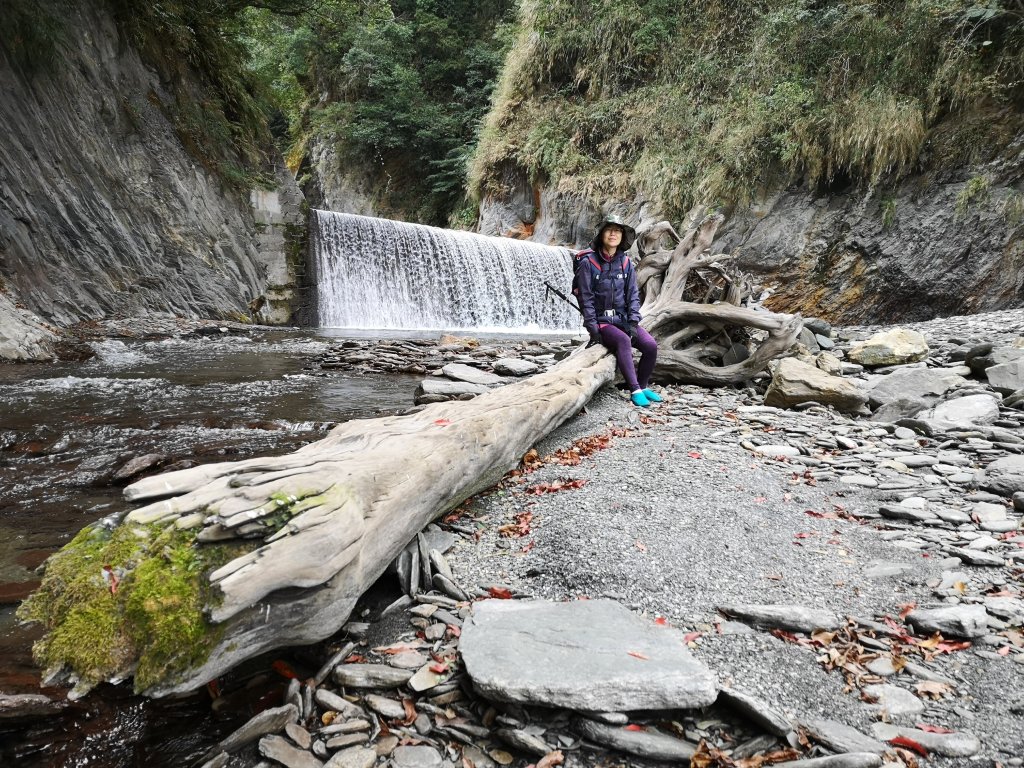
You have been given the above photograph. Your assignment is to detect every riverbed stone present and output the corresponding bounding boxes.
[774,756,882,768]
[717,687,792,736]
[870,724,981,757]
[260,735,324,768]
[986,357,1024,394]
[861,684,925,718]
[801,718,887,754]
[390,745,442,768]
[718,603,841,633]
[867,368,968,409]
[416,379,490,399]
[459,599,718,711]
[324,747,377,768]
[979,455,1024,496]
[440,363,504,386]
[333,664,414,688]
[205,703,298,759]
[848,329,929,367]
[493,357,539,376]
[572,717,697,761]
[905,605,990,638]
[0,693,64,719]
[764,358,868,413]
[922,394,1001,431]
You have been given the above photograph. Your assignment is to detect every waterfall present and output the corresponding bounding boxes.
[311,210,579,332]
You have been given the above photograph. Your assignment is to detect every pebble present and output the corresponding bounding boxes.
[323,746,377,768]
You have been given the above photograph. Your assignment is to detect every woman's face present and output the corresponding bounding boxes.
[601,225,623,251]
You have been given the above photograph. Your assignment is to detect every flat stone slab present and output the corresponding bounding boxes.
[440,363,504,386]
[718,604,842,633]
[459,599,718,712]
[905,605,989,639]
[572,717,697,761]
[493,357,539,376]
[870,723,982,757]
[802,718,887,754]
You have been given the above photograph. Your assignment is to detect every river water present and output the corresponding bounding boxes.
[0,328,436,767]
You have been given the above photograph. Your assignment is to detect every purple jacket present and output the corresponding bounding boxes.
[573,248,641,333]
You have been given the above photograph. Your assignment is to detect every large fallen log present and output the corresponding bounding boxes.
[20,213,801,698]
[19,346,616,697]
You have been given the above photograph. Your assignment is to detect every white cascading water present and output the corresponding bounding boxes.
[312,210,579,331]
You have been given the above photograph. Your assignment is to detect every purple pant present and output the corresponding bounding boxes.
[598,324,658,391]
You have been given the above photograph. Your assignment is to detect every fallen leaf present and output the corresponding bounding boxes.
[627,651,650,660]
[272,660,300,679]
[433,419,451,426]
[535,750,564,768]
[623,724,646,732]
[654,616,669,626]
[898,602,917,619]
[487,586,514,599]
[915,723,953,734]
[635,539,647,552]
[429,662,449,674]
[889,736,929,756]
[688,451,703,459]
[402,698,417,725]
[997,645,1011,656]
[683,632,703,644]
[794,532,815,539]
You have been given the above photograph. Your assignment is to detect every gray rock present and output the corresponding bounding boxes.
[906,605,990,639]
[315,689,364,718]
[878,505,936,522]
[867,368,967,409]
[572,717,697,761]
[774,756,882,768]
[923,394,1001,431]
[259,735,324,768]
[416,379,490,398]
[980,455,1024,496]
[495,728,552,756]
[861,684,925,718]
[389,745,442,768]
[206,704,298,759]
[363,694,406,720]
[111,453,167,482]
[986,357,1024,395]
[0,294,56,361]
[440,363,504,386]
[325,734,369,750]
[493,357,540,376]
[324,747,377,768]
[764,358,868,413]
[285,723,312,750]
[333,664,414,689]
[848,329,929,367]
[718,603,841,633]
[459,599,718,711]
[943,546,1005,566]
[717,687,792,736]
[801,718,887,754]
[0,693,64,719]
[870,723,981,757]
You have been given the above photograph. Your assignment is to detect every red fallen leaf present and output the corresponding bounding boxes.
[402,698,417,725]
[916,724,954,734]
[936,640,972,653]
[635,539,647,552]
[624,724,646,732]
[794,532,814,539]
[433,419,451,426]
[687,451,703,459]
[446,624,461,638]
[521,540,535,553]
[898,602,917,619]
[102,565,120,595]
[344,654,367,663]
[535,750,564,768]
[487,586,514,599]
[654,616,668,626]
[272,660,301,679]
[627,651,650,660]
[997,645,1011,656]
[889,736,928,756]
[429,662,449,674]
[682,632,702,644]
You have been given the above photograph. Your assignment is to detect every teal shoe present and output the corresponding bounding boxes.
[630,390,651,407]
[642,388,663,403]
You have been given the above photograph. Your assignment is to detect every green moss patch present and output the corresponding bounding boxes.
[18,519,252,693]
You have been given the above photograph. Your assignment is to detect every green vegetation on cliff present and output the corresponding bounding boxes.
[243,0,515,224]
[469,0,1024,219]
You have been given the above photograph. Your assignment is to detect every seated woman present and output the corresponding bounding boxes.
[574,215,661,407]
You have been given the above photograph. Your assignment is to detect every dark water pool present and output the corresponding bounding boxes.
[0,328,425,767]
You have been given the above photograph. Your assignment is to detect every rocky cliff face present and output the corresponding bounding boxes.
[478,152,1024,325]
[0,1,305,360]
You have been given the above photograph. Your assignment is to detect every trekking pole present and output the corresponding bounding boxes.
[543,281,583,316]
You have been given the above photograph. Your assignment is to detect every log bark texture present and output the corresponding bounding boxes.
[26,345,614,696]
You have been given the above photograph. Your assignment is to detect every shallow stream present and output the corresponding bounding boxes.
[0,328,433,766]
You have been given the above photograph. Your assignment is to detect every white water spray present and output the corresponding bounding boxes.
[311,210,578,331]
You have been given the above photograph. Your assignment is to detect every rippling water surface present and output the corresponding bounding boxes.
[0,328,425,767]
